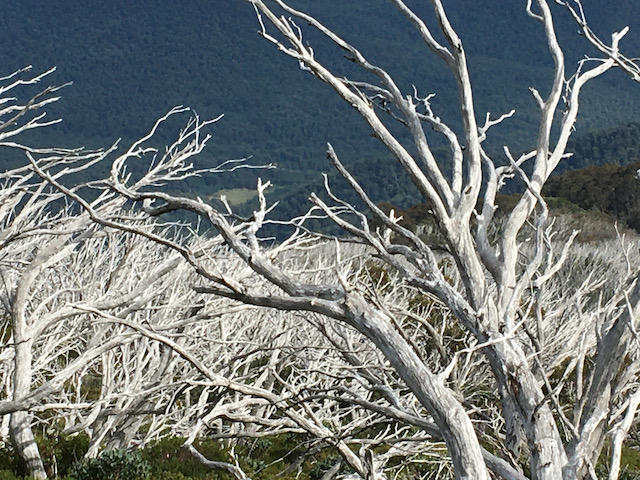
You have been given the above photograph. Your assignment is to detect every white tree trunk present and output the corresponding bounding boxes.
[10,341,46,479]
[343,291,489,479]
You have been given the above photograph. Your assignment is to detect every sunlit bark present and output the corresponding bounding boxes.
[29,2,640,478]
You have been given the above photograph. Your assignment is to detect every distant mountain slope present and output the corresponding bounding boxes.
[224,121,640,224]
[0,0,638,196]
[344,121,640,237]
[544,160,640,231]
[1,0,639,233]
[562,123,640,172]
[544,122,640,232]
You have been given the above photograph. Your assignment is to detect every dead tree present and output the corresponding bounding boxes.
[0,172,204,477]
[0,69,203,477]
[0,66,91,479]
[230,2,640,478]
[37,2,640,478]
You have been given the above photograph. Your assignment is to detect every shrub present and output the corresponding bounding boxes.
[70,449,150,480]
[141,437,225,479]
[0,444,18,474]
[145,472,188,480]
[37,432,90,477]
[0,470,17,480]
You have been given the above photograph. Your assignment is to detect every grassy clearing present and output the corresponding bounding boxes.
[210,188,257,206]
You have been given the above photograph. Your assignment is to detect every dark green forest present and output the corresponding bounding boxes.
[1,0,640,223]
[544,156,640,232]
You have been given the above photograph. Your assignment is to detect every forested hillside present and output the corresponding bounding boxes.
[545,159,640,231]
[374,121,640,237]
[542,122,640,233]
[1,0,639,220]
[230,121,640,229]
[561,122,640,172]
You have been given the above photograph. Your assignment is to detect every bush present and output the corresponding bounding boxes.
[141,437,226,479]
[0,444,18,474]
[37,432,90,477]
[70,449,150,480]
[0,471,74,480]
[0,470,17,480]
[146,472,188,480]
[0,431,88,478]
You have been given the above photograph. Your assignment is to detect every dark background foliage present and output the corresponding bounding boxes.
[1,0,639,222]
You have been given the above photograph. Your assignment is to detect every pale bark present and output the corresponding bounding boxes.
[26,2,640,478]
[0,66,86,479]
[9,411,45,478]
[236,2,639,478]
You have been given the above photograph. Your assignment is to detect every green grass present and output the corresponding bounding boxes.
[210,188,257,206]
[0,433,343,480]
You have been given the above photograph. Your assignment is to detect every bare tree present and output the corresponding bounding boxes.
[0,72,419,480]
[0,70,211,477]
[0,180,211,477]
[0,193,187,477]
[225,2,640,478]
[26,109,376,478]
[29,2,640,478]
[0,66,93,478]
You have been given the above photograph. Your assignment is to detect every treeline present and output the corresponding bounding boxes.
[561,122,640,172]
[346,121,640,236]
[541,122,640,232]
